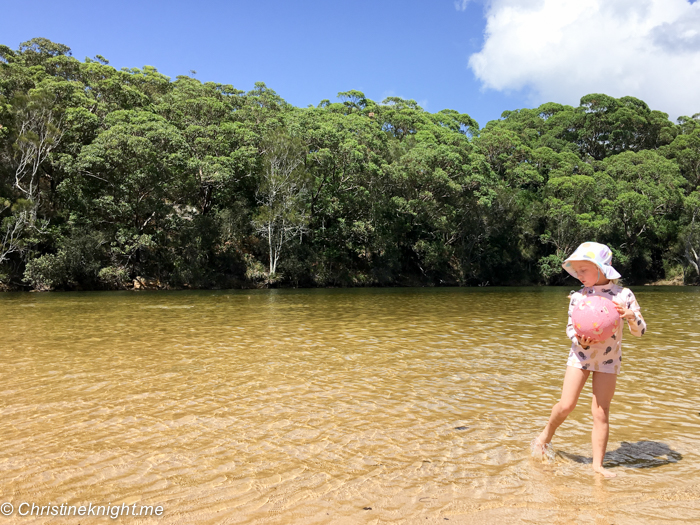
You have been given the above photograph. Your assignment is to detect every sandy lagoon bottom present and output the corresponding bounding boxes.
[1,287,699,524]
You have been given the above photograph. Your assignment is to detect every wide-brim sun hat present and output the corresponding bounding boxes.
[562,242,621,280]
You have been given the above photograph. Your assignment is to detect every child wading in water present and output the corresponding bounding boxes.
[533,242,646,478]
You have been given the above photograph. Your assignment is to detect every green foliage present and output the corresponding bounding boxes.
[97,265,130,289]
[23,230,105,290]
[681,191,700,283]
[0,38,698,289]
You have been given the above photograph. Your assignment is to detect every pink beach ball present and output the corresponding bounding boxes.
[571,296,620,341]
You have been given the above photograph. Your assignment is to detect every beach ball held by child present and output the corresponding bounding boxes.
[571,296,620,341]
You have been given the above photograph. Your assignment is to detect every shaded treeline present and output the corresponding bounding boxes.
[1,38,699,290]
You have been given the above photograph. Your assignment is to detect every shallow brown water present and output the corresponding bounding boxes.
[0,286,699,524]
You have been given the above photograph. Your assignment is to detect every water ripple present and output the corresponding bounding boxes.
[0,286,698,523]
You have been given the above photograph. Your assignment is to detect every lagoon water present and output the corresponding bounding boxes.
[1,286,699,524]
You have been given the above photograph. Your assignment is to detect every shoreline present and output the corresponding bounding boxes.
[1,279,696,293]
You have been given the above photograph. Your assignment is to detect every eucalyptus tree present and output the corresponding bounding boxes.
[286,95,391,284]
[682,191,700,281]
[253,130,309,280]
[575,94,676,160]
[8,89,64,216]
[662,126,700,192]
[46,110,190,288]
[535,157,609,282]
[598,150,685,279]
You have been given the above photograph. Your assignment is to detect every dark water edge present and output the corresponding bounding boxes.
[0,279,697,293]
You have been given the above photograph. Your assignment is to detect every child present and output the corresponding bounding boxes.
[533,242,646,478]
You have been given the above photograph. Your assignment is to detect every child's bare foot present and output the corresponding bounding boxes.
[533,428,549,448]
[531,437,546,454]
[531,437,555,462]
[592,465,617,478]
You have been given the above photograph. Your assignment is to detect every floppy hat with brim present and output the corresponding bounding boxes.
[562,242,621,280]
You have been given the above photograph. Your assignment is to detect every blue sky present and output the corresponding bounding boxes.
[0,0,528,128]
[2,0,699,126]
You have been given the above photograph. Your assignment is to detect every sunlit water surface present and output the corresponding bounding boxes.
[1,287,699,524]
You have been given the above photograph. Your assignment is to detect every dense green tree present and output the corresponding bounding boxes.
[661,126,700,192]
[682,191,700,282]
[1,38,699,290]
[56,110,190,283]
[598,150,685,279]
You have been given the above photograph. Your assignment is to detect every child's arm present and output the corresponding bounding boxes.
[614,290,646,337]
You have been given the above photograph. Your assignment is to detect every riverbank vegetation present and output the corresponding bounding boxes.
[1,38,699,290]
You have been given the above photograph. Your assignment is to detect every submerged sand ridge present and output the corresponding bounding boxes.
[0,287,698,524]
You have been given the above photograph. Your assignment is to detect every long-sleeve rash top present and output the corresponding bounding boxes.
[566,284,646,374]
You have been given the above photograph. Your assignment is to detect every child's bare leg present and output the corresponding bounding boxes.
[591,371,617,478]
[536,366,589,448]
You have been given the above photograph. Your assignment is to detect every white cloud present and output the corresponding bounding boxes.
[468,0,700,119]
[454,0,472,12]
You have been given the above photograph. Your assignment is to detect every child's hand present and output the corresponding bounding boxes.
[612,300,635,320]
[576,334,597,346]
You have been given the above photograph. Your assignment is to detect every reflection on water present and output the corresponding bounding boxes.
[1,286,699,524]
